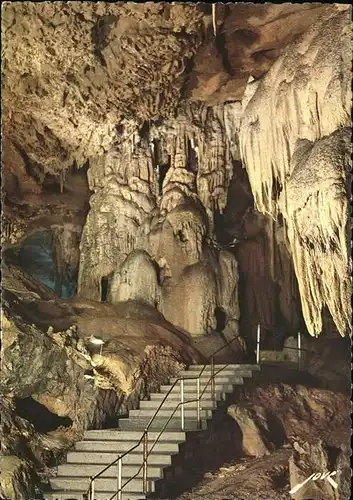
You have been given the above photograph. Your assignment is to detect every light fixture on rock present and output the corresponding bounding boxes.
[84,369,95,380]
[86,335,105,355]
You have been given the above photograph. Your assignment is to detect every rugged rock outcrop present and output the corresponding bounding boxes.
[175,381,350,500]
[226,383,350,499]
[289,440,349,500]
[1,264,204,497]
[1,2,205,172]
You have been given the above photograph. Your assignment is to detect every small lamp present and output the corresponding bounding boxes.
[87,335,105,355]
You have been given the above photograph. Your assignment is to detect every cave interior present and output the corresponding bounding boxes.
[1,3,351,500]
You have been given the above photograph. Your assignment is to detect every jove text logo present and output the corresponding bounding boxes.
[289,470,338,495]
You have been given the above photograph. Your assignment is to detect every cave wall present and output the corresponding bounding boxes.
[239,6,352,337]
[2,5,352,499]
[1,262,205,498]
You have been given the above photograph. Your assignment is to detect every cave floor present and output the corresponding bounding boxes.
[172,448,291,500]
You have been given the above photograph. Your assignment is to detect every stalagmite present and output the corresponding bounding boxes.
[78,102,240,335]
[2,5,352,499]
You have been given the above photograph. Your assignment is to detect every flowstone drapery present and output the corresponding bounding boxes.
[239,7,351,336]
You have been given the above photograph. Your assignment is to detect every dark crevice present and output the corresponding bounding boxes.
[215,10,233,76]
[152,139,161,169]
[139,121,150,141]
[214,307,227,332]
[101,276,109,302]
[326,444,342,471]
[12,140,45,185]
[177,229,188,243]
[42,173,66,194]
[158,157,171,194]
[231,28,259,47]
[15,397,72,433]
[91,15,117,66]
[178,55,196,102]
[266,411,286,448]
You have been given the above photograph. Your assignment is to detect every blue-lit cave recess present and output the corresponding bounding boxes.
[8,231,76,298]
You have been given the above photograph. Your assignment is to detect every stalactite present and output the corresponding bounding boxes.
[239,7,351,336]
[78,132,157,300]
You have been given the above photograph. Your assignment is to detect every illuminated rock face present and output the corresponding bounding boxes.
[77,6,351,339]
[78,104,240,336]
[239,7,352,336]
[3,3,350,339]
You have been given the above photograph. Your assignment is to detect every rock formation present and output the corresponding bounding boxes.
[77,103,240,336]
[239,7,351,336]
[1,264,203,498]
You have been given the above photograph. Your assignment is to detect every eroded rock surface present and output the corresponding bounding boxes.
[78,103,241,337]
[1,264,204,497]
[173,381,350,500]
[289,440,347,500]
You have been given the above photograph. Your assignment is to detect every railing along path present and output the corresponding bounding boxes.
[85,326,309,500]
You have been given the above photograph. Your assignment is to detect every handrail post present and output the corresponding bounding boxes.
[298,331,301,370]
[143,429,148,494]
[90,478,95,500]
[196,377,201,429]
[211,356,215,409]
[117,455,122,500]
[180,378,185,431]
[256,324,261,364]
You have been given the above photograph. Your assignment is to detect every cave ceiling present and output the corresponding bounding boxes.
[1,6,352,498]
[2,2,330,173]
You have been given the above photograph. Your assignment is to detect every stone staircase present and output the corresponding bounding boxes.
[46,364,260,500]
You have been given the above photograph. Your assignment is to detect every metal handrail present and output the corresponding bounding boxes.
[106,363,231,500]
[85,324,321,499]
[86,335,242,499]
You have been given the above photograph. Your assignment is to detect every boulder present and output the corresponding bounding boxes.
[0,456,36,500]
[227,405,272,458]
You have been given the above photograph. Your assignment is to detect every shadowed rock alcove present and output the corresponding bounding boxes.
[5,231,77,298]
[15,397,73,434]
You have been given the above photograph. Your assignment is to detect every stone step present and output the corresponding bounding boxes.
[159,382,241,394]
[187,364,260,371]
[169,376,243,385]
[148,391,225,401]
[57,463,163,480]
[45,492,145,500]
[118,417,207,432]
[50,477,155,494]
[148,386,226,402]
[67,452,172,466]
[139,399,214,410]
[177,369,252,378]
[48,363,258,500]
[128,408,213,419]
[84,430,186,443]
[75,441,179,454]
